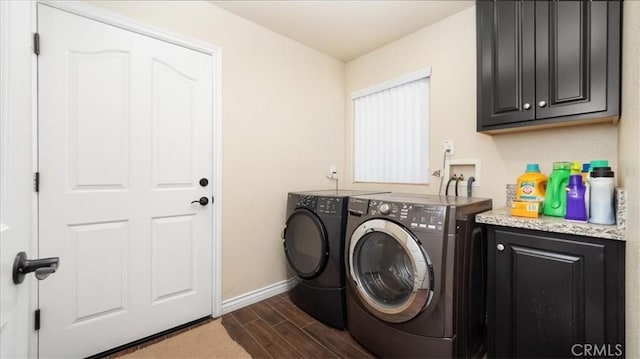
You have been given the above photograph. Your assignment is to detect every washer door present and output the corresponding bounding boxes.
[349,219,433,323]
[283,208,329,279]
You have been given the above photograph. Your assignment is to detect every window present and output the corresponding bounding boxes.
[352,68,430,184]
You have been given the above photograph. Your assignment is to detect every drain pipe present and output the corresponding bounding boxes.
[467,176,476,197]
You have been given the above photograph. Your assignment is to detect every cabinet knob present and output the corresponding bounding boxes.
[497,243,505,251]
[523,103,531,110]
[538,100,547,108]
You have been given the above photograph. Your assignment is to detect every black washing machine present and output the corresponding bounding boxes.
[345,193,492,358]
[283,190,387,329]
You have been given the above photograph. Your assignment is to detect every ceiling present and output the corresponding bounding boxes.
[208,1,474,62]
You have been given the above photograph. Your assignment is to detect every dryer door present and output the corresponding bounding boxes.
[349,219,434,323]
[283,208,329,279]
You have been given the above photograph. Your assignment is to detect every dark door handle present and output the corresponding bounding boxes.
[191,197,209,206]
[13,252,59,284]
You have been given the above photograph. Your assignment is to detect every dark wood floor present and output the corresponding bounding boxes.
[221,292,374,358]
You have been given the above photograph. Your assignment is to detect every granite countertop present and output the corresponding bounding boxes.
[476,208,625,241]
[476,186,626,241]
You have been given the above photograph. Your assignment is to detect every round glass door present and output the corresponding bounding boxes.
[349,219,433,323]
[283,209,329,279]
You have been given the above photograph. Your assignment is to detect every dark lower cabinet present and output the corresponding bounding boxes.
[486,226,625,358]
[477,0,621,133]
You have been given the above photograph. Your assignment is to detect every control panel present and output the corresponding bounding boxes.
[369,200,447,233]
[295,195,317,210]
[348,197,370,215]
[296,195,342,215]
[317,197,341,215]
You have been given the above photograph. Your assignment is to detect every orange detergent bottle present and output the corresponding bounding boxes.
[516,164,547,203]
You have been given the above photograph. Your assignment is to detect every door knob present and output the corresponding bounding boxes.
[538,100,547,108]
[523,103,531,110]
[497,243,505,251]
[191,197,209,206]
[13,252,60,284]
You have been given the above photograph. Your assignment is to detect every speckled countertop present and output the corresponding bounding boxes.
[476,186,626,241]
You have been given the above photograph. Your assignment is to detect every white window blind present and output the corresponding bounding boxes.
[352,68,430,184]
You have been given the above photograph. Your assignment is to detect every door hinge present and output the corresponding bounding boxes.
[34,309,41,331]
[33,33,40,55]
[34,172,39,192]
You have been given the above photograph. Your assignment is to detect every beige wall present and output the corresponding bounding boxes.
[619,1,640,357]
[88,1,345,300]
[86,4,638,353]
[345,5,635,354]
[345,6,619,206]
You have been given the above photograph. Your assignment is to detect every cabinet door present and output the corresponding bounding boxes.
[477,0,621,133]
[490,229,605,358]
[535,1,620,120]
[477,0,535,128]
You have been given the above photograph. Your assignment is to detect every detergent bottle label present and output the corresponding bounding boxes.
[519,181,537,200]
[516,173,547,203]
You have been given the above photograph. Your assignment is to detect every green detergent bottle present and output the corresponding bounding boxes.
[543,162,572,217]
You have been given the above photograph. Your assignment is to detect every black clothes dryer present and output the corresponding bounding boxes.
[345,193,492,358]
[283,189,387,329]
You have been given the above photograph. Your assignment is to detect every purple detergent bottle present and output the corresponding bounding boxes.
[565,174,587,222]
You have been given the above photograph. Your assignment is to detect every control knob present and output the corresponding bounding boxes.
[379,203,391,215]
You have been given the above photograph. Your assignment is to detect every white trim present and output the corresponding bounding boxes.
[1,1,39,357]
[220,278,298,315]
[35,0,224,320]
[0,1,8,206]
[39,1,218,56]
[30,3,39,356]
[351,67,432,100]
[212,48,223,317]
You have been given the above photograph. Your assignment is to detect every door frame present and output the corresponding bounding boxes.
[35,0,223,317]
[2,2,223,354]
[0,1,39,357]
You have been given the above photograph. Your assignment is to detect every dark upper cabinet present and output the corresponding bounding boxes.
[477,1,621,133]
[486,226,625,358]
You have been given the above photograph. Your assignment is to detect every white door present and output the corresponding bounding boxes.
[0,1,36,358]
[38,4,214,357]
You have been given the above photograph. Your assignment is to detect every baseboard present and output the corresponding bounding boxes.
[220,277,297,315]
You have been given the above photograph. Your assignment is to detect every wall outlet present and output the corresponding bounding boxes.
[443,140,455,156]
[327,165,338,180]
